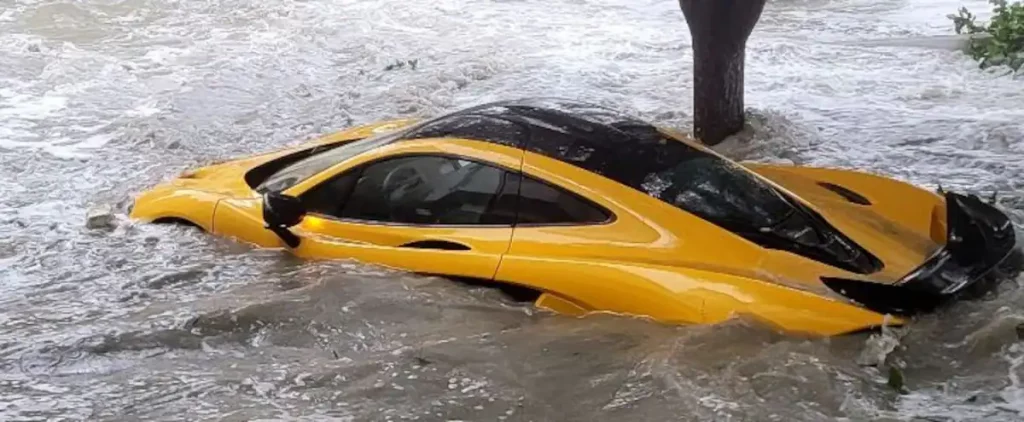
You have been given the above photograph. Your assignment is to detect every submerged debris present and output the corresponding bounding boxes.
[887,365,909,394]
[85,204,117,230]
[383,59,420,71]
[856,328,903,367]
[854,325,911,394]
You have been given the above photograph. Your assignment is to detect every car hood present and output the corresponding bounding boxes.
[170,119,420,198]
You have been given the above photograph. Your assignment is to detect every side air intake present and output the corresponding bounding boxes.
[817,182,871,206]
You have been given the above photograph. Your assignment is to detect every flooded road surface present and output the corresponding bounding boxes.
[3,0,1024,420]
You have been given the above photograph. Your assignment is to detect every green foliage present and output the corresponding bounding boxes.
[948,0,1024,71]
[886,366,909,395]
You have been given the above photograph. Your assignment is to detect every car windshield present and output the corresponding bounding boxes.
[257,134,399,193]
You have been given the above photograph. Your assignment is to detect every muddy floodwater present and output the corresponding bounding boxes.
[3,0,1024,420]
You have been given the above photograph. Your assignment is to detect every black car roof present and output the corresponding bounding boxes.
[364,100,885,274]
[388,97,711,192]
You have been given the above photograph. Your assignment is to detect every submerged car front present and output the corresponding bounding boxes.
[128,119,418,231]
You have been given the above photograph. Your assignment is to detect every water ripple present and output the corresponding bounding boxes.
[2,0,1023,420]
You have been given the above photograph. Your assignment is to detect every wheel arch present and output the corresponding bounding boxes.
[151,216,204,230]
[128,185,221,233]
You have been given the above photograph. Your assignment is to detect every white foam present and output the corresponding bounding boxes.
[2,0,1023,420]
[142,46,188,65]
[0,94,68,120]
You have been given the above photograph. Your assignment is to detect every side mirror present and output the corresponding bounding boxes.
[262,192,305,248]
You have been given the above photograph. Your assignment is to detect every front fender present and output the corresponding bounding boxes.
[129,183,221,232]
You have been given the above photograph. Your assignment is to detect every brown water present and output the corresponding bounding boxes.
[2,0,1024,420]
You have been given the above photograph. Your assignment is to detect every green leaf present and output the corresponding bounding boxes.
[887,366,909,394]
[951,1,1024,73]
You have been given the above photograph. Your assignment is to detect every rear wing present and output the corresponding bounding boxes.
[822,192,1020,316]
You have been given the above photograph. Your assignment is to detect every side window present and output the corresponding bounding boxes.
[515,176,611,225]
[330,155,513,225]
[301,170,361,217]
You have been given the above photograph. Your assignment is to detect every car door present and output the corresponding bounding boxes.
[285,150,522,281]
[492,155,711,323]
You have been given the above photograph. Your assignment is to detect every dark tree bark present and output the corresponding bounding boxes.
[679,0,767,146]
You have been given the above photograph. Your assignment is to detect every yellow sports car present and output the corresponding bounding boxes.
[130,98,1022,336]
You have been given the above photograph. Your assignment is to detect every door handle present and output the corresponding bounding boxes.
[399,240,471,251]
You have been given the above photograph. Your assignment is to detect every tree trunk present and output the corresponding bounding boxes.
[679,0,767,146]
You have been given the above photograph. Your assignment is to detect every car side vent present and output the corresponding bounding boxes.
[817,182,872,206]
[399,240,471,251]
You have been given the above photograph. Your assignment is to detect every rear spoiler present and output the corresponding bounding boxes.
[822,192,1020,316]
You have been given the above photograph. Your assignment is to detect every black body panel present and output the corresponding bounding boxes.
[823,192,1021,316]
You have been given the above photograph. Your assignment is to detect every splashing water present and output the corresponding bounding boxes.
[2,0,1024,420]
